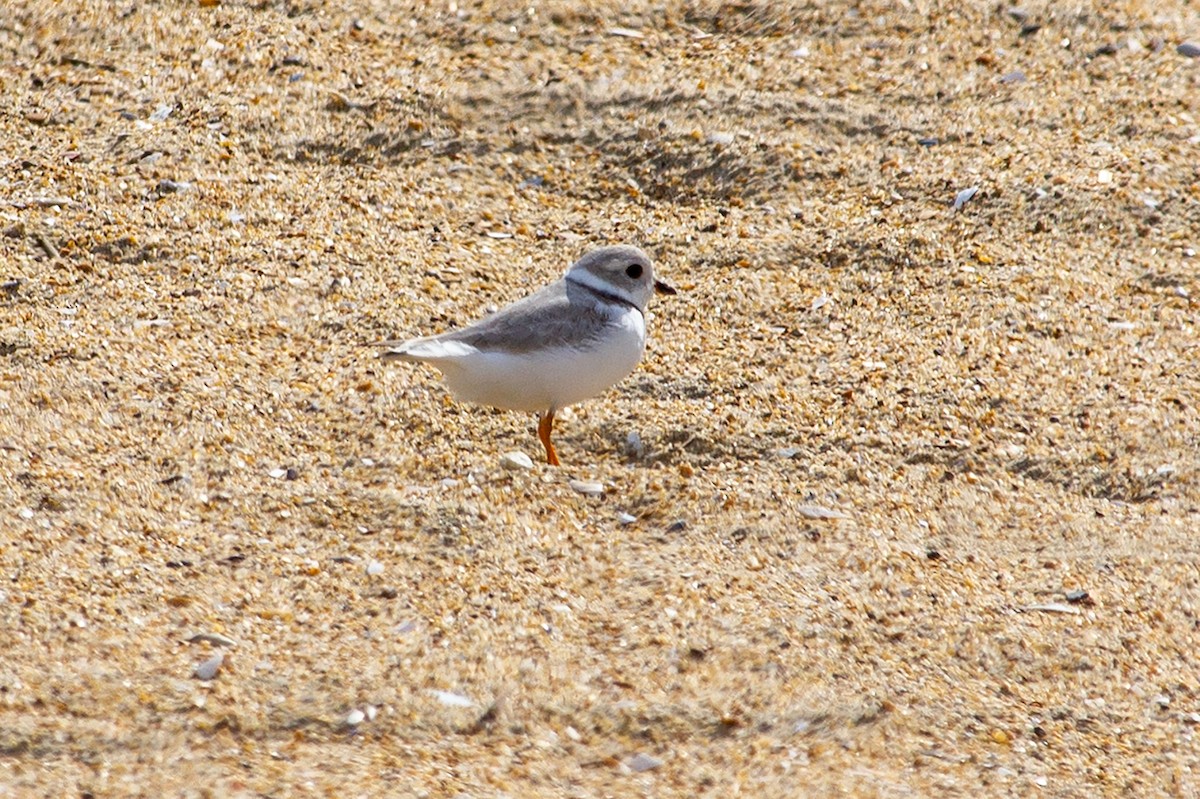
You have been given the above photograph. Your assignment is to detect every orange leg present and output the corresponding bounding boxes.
[538,411,560,466]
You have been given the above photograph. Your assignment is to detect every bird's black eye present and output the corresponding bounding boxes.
[625,264,643,279]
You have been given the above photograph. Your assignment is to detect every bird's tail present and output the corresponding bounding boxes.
[375,336,473,363]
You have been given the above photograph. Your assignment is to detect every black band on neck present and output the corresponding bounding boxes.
[566,274,640,312]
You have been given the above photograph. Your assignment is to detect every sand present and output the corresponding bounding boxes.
[1,1,1199,795]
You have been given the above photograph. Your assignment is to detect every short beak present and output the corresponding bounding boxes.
[654,279,677,296]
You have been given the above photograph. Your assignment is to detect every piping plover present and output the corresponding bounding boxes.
[378,245,675,465]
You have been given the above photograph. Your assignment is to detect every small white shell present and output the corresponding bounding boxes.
[569,480,605,497]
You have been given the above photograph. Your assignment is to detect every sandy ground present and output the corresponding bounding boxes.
[2,1,1199,796]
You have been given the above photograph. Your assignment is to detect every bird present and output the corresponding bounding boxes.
[377,244,675,465]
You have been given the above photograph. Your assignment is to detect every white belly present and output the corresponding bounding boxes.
[436,309,646,412]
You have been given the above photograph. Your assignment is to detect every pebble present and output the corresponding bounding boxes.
[366,560,384,576]
[569,480,605,497]
[268,467,287,479]
[1177,42,1200,58]
[617,512,638,525]
[500,451,534,471]
[796,505,849,520]
[627,753,663,772]
[193,652,224,681]
[1023,602,1081,615]
[188,632,238,647]
[157,179,192,193]
[708,132,735,145]
[625,431,644,458]
[429,689,474,707]
[345,708,365,726]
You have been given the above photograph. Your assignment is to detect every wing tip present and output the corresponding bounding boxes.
[379,348,416,363]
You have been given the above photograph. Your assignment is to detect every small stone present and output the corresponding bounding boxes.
[193,652,224,681]
[797,505,849,520]
[707,132,735,145]
[430,689,474,707]
[157,179,192,194]
[1022,602,1081,614]
[628,753,663,772]
[268,467,287,479]
[187,632,238,647]
[569,480,605,497]
[346,708,365,725]
[617,512,637,525]
[1177,42,1200,58]
[500,451,534,471]
[625,431,644,458]
[1097,169,1113,184]
[366,560,384,576]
